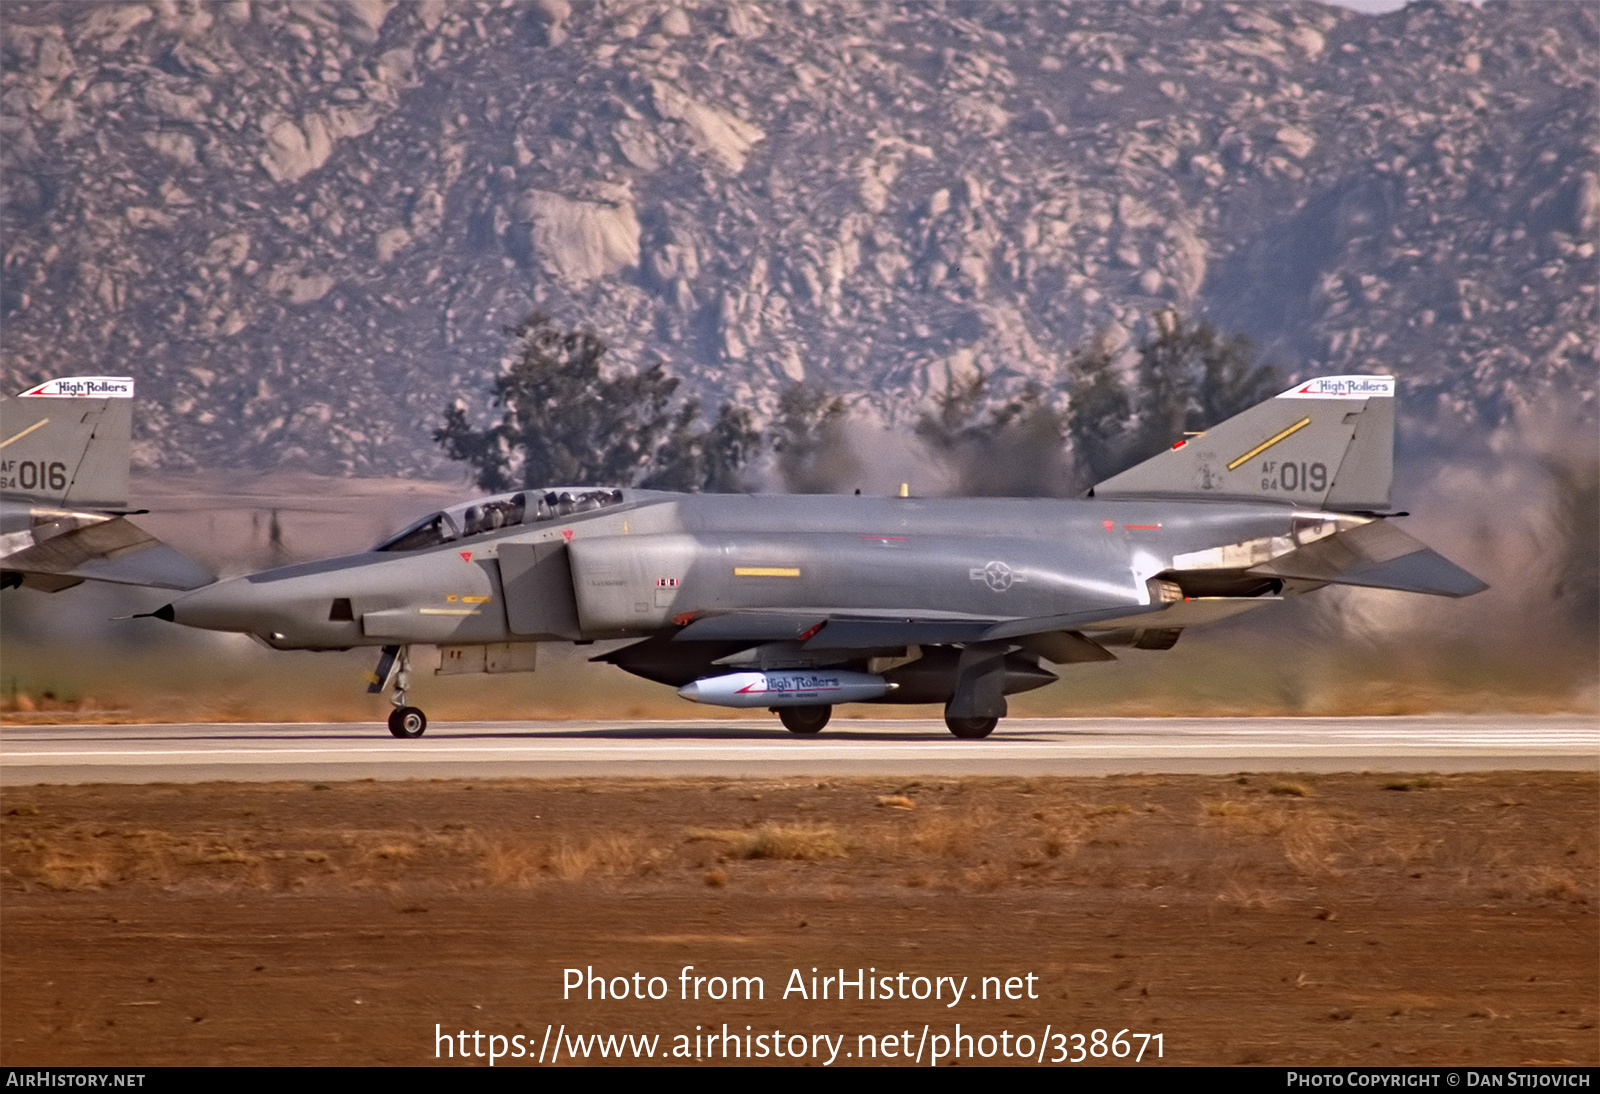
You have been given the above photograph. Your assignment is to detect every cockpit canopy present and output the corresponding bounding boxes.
[373,487,626,552]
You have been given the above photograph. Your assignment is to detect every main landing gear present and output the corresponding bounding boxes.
[943,714,998,739]
[371,645,428,739]
[773,704,1000,738]
[776,705,831,734]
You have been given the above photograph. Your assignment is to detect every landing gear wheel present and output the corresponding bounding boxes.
[777,705,831,735]
[944,714,998,739]
[388,706,428,739]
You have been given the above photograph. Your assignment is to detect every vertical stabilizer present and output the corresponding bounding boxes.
[2,377,134,509]
[1091,375,1395,511]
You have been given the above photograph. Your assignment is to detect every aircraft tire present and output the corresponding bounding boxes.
[778,705,831,734]
[945,714,998,739]
[388,706,428,739]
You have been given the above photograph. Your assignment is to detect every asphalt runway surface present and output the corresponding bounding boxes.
[1,715,1594,784]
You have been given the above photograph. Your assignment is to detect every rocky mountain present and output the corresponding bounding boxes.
[2,0,1595,478]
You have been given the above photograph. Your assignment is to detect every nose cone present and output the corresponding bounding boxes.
[165,575,276,636]
[159,569,369,650]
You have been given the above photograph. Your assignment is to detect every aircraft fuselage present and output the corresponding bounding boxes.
[165,489,1312,653]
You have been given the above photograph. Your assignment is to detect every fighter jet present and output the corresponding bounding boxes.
[149,375,1484,739]
[1,377,213,592]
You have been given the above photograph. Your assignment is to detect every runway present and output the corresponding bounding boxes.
[1,715,1594,784]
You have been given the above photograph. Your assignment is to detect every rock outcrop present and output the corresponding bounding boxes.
[1,1,1593,475]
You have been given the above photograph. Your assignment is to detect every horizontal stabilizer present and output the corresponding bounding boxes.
[1248,520,1487,598]
[1,517,214,590]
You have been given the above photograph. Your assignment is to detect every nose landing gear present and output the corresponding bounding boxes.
[388,705,428,739]
[371,644,428,739]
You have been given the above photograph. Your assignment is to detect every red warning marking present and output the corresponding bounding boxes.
[459,551,473,562]
[1101,519,1115,532]
[561,528,573,543]
[797,621,825,643]
[672,611,699,626]
[1122,524,1163,531]
[1171,439,1187,449]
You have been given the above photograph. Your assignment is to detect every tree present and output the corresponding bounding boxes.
[1120,309,1282,468]
[911,312,1280,496]
[915,373,1074,497]
[770,382,858,493]
[437,313,758,492]
[640,400,762,493]
[1065,334,1132,486]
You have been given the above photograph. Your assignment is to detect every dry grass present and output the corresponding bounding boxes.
[1215,879,1285,912]
[1200,797,1357,877]
[21,824,668,889]
[2,771,1596,1069]
[1514,866,1592,904]
[1370,830,1442,869]
[1279,815,1348,877]
[549,834,656,878]
[30,853,114,891]
[904,811,980,858]
[1383,777,1446,791]
[859,795,1154,888]
[1202,798,1261,821]
[963,862,1009,891]
[1039,821,1087,860]
[1479,861,1594,904]
[686,824,849,861]
[193,844,259,866]
[358,842,415,866]
[1,774,1594,907]
[475,837,542,887]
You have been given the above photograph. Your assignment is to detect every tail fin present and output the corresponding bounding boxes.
[1,377,134,509]
[1091,375,1394,511]
[1,377,215,592]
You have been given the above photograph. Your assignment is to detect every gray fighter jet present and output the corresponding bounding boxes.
[149,375,1484,739]
[1,377,213,592]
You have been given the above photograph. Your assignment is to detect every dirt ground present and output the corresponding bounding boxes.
[1,771,1595,1067]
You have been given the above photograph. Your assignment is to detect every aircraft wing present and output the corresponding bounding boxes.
[669,598,1270,652]
[672,610,998,647]
[1,516,216,591]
